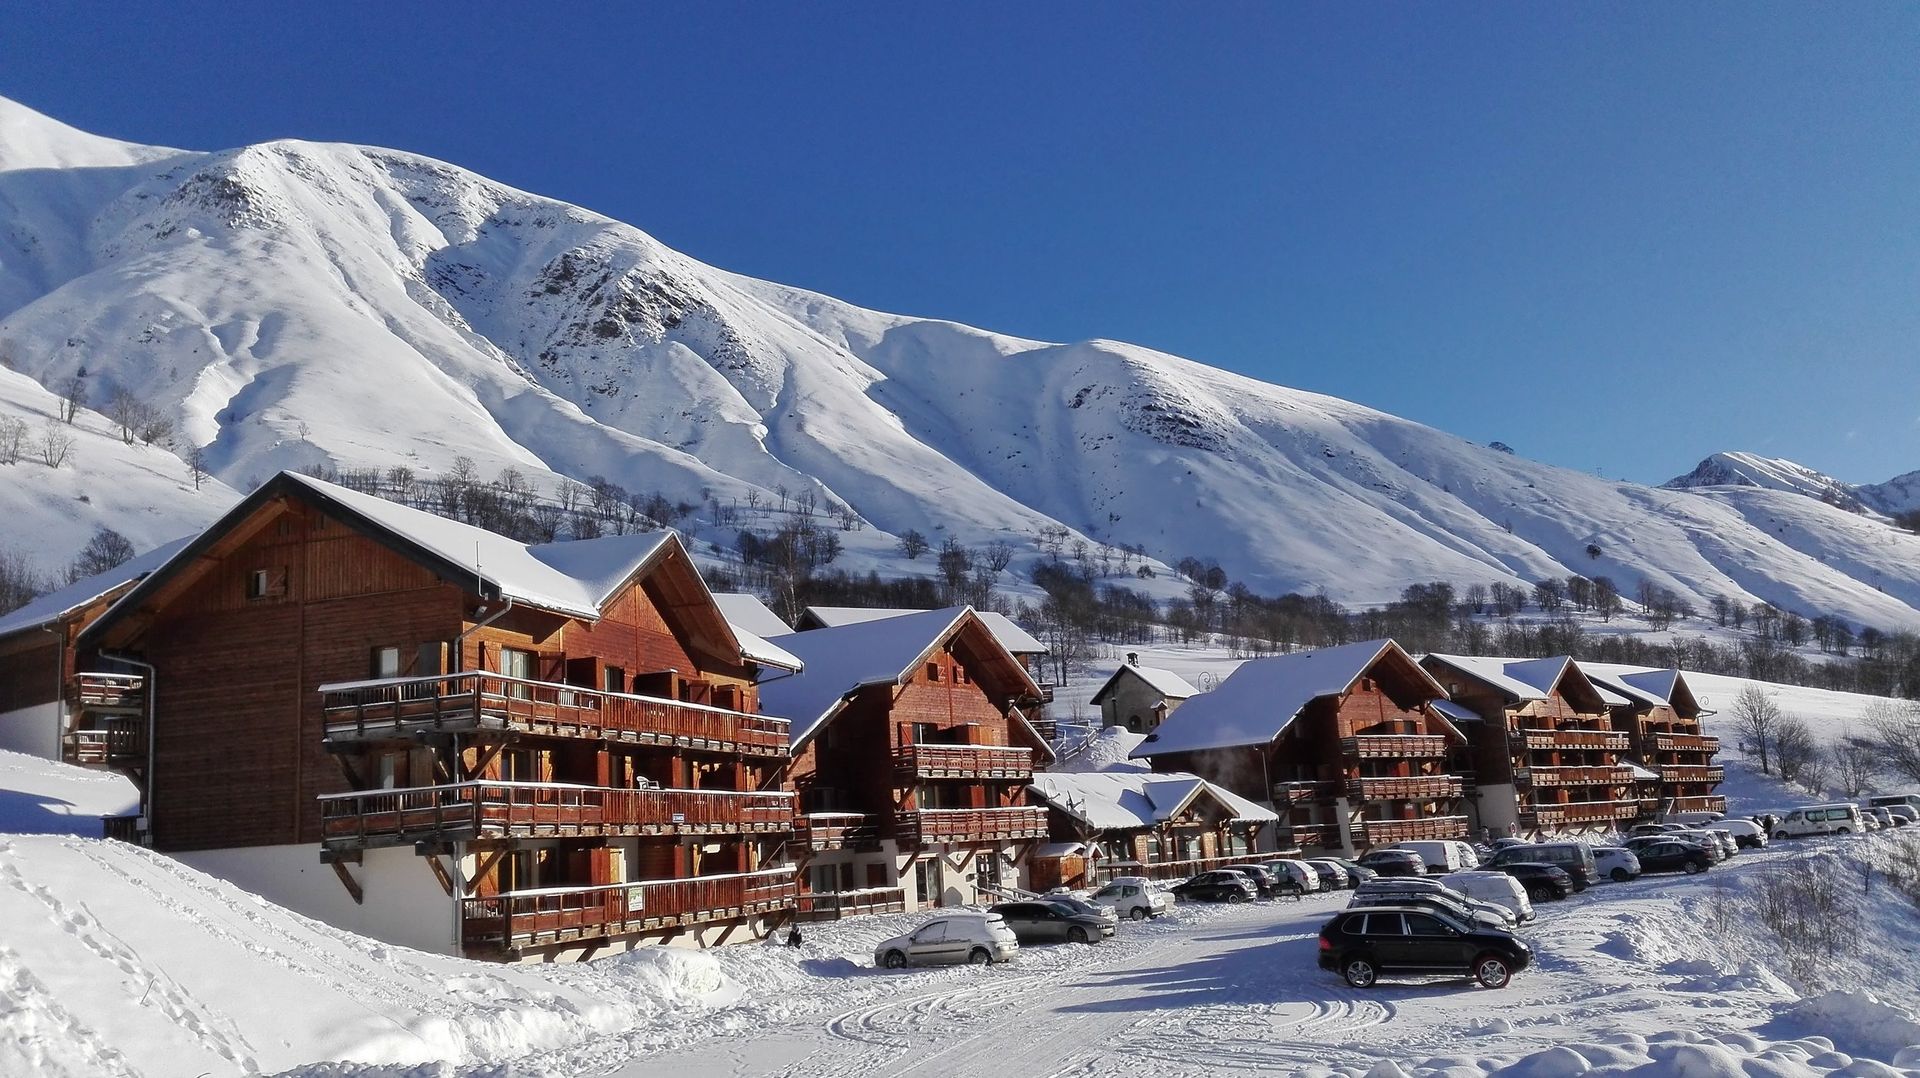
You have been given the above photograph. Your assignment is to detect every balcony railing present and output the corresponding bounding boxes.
[897,806,1049,846]
[319,672,789,757]
[461,867,797,950]
[1347,775,1464,801]
[63,720,143,767]
[74,672,145,711]
[1523,799,1640,826]
[894,744,1034,781]
[1354,816,1470,845]
[793,812,881,850]
[1513,728,1631,752]
[318,782,793,848]
[1651,733,1720,754]
[1660,765,1725,784]
[1520,765,1634,789]
[1280,822,1342,850]
[1272,779,1338,802]
[1342,735,1449,759]
[1666,794,1729,814]
[795,886,907,921]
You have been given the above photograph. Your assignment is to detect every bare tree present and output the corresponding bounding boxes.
[1774,713,1818,787]
[57,374,87,424]
[1730,684,1783,775]
[981,539,1016,575]
[898,529,929,560]
[1833,732,1879,798]
[38,419,75,468]
[186,443,211,489]
[69,526,136,582]
[0,416,27,465]
[0,546,46,615]
[1864,699,1920,784]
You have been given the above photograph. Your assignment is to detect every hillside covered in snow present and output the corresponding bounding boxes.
[3,95,1919,628]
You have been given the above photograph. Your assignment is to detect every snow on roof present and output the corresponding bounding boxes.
[1033,841,1089,859]
[0,536,190,640]
[1131,639,1423,758]
[1581,663,1672,709]
[731,626,803,672]
[1056,726,1151,773]
[1424,654,1565,701]
[1433,699,1483,724]
[711,593,795,639]
[1029,771,1276,831]
[1089,663,1199,706]
[1623,757,1662,782]
[758,607,974,745]
[796,606,1048,655]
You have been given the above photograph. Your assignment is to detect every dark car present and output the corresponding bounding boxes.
[989,901,1112,945]
[1303,860,1347,890]
[1357,849,1425,877]
[1040,894,1119,930]
[1172,870,1258,903]
[1490,861,1574,902]
[1346,889,1512,932]
[1630,823,1685,837]
[1318,906,1533,989]
[1625,835,1720,864]
[1219,864,1284,898]
[1631,840,1713,876]
[1323,857,1378,887]
[1491,837,1532,850]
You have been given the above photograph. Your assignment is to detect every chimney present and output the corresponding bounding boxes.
[1127,652,1139,666]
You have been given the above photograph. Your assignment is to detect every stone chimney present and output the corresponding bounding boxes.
[1127,652,1139,666]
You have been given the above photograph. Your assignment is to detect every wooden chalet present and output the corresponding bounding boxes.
[1130,639,1472,854]
[1420,655,1640,837]
[764,606,1054,919]
[1582,665,1726,818]
[75,471,803,961]
[1089,653,1199,734]
[793,606,1056,712]
[1026,770,1276,888]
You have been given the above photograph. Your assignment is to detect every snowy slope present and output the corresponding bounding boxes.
[1663,451,1867,511]
[3,95,1920,628]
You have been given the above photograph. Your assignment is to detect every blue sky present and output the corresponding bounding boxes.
[8,4,1917,485]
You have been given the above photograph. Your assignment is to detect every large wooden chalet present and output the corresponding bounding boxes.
[1131,639,1472,853]
[1582,665,1726,817]
[1026,770,1276,888]
[1420,655,1640,837]
[763,607,1054,919]
[73,471,803,961]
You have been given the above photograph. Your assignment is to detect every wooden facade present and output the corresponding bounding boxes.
[1596,671,1727,817]
[1028,775,1271,888]
[78,473,796,960]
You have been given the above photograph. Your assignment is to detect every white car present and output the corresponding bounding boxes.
[1263,859,1322,893]
[874,912,1020,968]
[1088,876,1171,921]
[1591,846,1641,883]
[1772,803,1865,838]
[1868,807,1897,830]
[1705,819,1768,850]
[1439,870,1534,923]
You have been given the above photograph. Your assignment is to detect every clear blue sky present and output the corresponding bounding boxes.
[8,4,1918,485]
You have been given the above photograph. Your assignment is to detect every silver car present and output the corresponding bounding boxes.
[874,912,1021,968]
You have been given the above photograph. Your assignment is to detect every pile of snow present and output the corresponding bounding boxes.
[0,750,138,837]
[1056,725,1149,773]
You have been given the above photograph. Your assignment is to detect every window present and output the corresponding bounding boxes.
[976,853,1002,894]
[808,865,840,895]
[911,722,938,745]
[501,648,534,700]
[371,646,401,679]
[915,860,942,905]
[603,666,625,693]
[926,662,942,682]
[1405,914,1447,936]
[954,665,969,685]
[246,569,272,599]
[912,921,947,943]
[1367,913,1406,936]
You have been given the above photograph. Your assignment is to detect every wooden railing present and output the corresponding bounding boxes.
[1666,794,1729,814]
[1343,735,1449,759]
[1280,822,1342,850]
[894,744,1034,781]
[319,782,793,847]
[1347,775,1464,801]
[1272,779,1338,802]
[793,812,881,850]
[101,815,142,843]
[74,672,144,711]
[1524,799,1639,826]
[1514,729,1631,751]
[1354,815,1470,845]
[1651,733,1720,754]
[795,887,907,921]
[897,806,1049,846]
[1520,765,1634,788]
[319,672,789,757]
[63,722,143,766]
[1660,765,1725,784]
[461,867,797,950]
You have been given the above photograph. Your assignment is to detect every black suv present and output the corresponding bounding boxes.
[1319,907,1532,989]
[1489,862,1573,902]
[1219,864,1283,898]
[1172,870,1257,903]
[1632,839,1713,876]
[1356,849,1425,877]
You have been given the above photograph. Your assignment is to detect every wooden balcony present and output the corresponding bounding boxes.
[1272,779,1338,803]
[1342,735,1449,759]
[1667,794,1729,814]
[1660,764,1725,784]
[1513,728,1631,752]
[73,672,145,712]
[460,867,797,951]
[894,744,1033,781]
[319,782,793,849]
[1651,733,1720,754]
[1354,816,1470,845]
[62,719,143,767]
[1347,775,1464,801]
[1523,799,1639,827]
[1280,822,1342,850]
[896,806,1049,847]
[795,887,907,921]
[793,812,881,851]
[319,673,789,757]
[1520,765,1634,789]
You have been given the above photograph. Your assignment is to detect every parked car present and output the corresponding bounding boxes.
[1219,864,1285,898]
[1350,882,1515,930]
[1868,807,1897,830]
[1705,820,1768,850]
[1633,839,1714,875]
[1857,810,1883,831]
[875,912,1020,968]
[1358,848,1426,877]
[1625,834,1719,864]
[1485,843,1596,891]
[1591,846,1641,883]
[1663,810,1726,826]
[1439,870,1535,923]
[1772,803,1865,839]
[1490,861,1575,902]
[1630,823,1685,837]
[990,901,1112,945]
[1041,894,1119,930]
[1303,859,1349,890]
[1321,857,1378,887]
[1670,828,1736,860]
[1261,859,1323,894]
[1886,805,1918,826]
[1867,794,1920,815]
[1172,870,1258,903]
[1353,878,1520,927]
[1088,876,1170,921]
[1388,840,1480,874]
[1491,837,1533,850]
[1319,907,1533,989]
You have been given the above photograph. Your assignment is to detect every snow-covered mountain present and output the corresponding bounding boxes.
[3,95,1920,628]
[1663,452,1867,511]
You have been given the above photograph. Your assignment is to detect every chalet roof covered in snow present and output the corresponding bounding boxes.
[1582,664,1704,715]
[712,593,795,639]
[1432,699,1483,724]
[1088,662,1199,706]
[1029,770,1277,832]
[0,536,189,640]
[1131,639,1443,758]
[1424,654,1627,709]
[794,606,1048,656]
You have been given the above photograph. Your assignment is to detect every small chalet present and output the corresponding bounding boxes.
[1090,653,1198,734]
[1131,639,1471,854]
[763,606,1054,919]
[76,471,801,961]
[1581,664,1726,818]
[1420,655,1640,837]
[1027,770,1276,888]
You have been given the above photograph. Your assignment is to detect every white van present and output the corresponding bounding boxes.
[1440,870,1534,923]
[1772,803,1865,839]
[1704,819,1767,850]
[1389,840,1478,874]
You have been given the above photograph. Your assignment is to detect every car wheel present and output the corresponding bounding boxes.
[1229,892,1250,904]
[1473,954,1513,989]
[1774,832,1789,841]
[1610,868,1632,883]
[1683,860,1703,875]
[1836,828,1852,834]
[968,948,992,966]
[1342,956,1378,989]
[1527,885,1550,902]
[1069,927,1089,945]
[1129,907,1149,921]
[882,950,907,969]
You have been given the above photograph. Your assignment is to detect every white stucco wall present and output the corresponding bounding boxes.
[0,702,59,759]
[175,843,459,956]
[1475,783,1520,836]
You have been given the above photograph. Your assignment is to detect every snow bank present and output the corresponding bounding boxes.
[0,750,138,836]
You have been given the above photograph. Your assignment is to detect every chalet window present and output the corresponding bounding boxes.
[808,865,840,895]
[246,569,271,600]
[954,665,969,685]
[371,646,402,680]
[911,722,937,745]
[603,666,626,694]
[500,648,534,700]
[976,853,1002,893]
[926,662,942,682]
[914,860,941,905]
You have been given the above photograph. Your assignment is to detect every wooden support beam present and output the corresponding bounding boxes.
[468,847,506,896]
[426,855,455,897]
[335,754,370,792]
[466,738,508,782]
[331,860,365,905]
